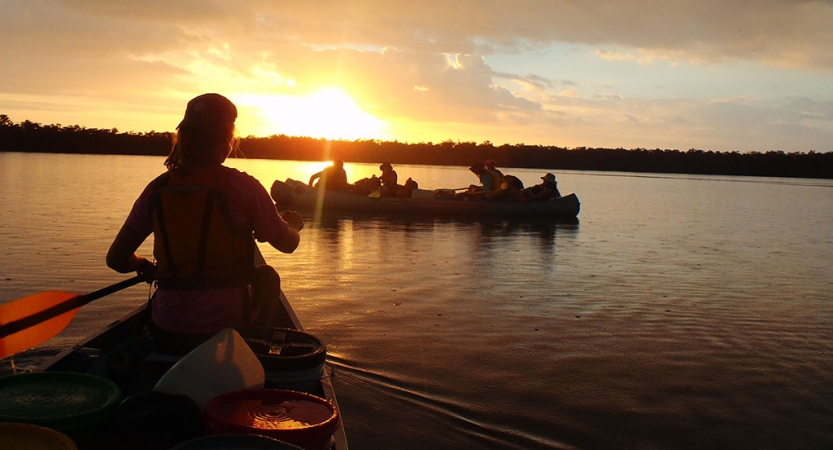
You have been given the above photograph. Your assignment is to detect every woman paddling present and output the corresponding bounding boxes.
[106,93,304,353]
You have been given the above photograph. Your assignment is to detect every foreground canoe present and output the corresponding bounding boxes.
[271,179,581,219]
[24,290,348,450]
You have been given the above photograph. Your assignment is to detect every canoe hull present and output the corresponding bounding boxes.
[272,179,580,219]
[32,291,347,450]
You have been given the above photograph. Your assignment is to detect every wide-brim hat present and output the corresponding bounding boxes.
[178,93,237,129]
[541,173,556,182]
[380,162,393,170]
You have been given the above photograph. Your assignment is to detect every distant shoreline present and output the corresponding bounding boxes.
[2,116,831,179]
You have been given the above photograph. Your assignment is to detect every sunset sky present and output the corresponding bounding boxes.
[2,0,832,153]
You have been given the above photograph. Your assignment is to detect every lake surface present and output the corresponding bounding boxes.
[1,152,832,449]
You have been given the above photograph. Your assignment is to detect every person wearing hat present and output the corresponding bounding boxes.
[378,162,399,196]
[522,172,562,201]
[106,93,305,353]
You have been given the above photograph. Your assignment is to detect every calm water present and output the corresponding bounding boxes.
[1,152,832,449]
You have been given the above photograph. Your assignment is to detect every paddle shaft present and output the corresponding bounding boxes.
[0,276,145,338]
[2,243,262,342]
[436,187,470,191]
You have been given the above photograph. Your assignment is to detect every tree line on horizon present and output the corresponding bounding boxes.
[1,115,831,179]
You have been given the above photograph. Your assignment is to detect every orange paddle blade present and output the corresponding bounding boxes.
[0,291,81,359]
[0,276,144,359]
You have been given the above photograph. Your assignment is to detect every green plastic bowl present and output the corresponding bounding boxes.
[0,372,122,432]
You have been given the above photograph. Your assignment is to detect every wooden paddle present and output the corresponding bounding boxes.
[0,276,146,359]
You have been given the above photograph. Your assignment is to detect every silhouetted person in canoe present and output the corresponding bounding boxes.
[484,160,504,187]
[522,173,562,201]
[379,162,399,196]
[468,163,498,192]
[309,159,349,191]
[455,164,496,201]
[484,160,525,201]
[460,163,525,201]
[106,93,304,354]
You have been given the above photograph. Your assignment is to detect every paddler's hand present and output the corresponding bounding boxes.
[281,210,304,231]
[136,257,157,283]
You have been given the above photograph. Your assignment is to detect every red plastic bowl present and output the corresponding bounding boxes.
[204,389,339,450]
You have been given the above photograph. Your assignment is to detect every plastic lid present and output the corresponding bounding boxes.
[0,422,77,450]
[241,328,327,371]
[170,434,304,450]
[204,389,339,446]
[0,372,122,431]
[153,328,265,412]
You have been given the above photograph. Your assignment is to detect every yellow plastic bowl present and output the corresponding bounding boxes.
[0,422,77,450]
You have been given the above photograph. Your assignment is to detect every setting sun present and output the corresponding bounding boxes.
[237,88,388,141]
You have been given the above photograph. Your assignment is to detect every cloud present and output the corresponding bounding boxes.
[0,0,831,152]
[524,91,833,152]
[591,49,668,66]
[11,1,831,71]
[254,0,833,71]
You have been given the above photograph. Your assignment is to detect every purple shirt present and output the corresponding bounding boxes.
[124,166,290,334]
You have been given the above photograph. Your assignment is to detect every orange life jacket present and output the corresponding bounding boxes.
[150,166,255,289]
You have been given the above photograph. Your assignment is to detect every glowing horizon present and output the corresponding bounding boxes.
[234,88,390,141]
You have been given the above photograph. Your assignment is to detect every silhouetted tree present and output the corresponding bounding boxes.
[1,115,831,179]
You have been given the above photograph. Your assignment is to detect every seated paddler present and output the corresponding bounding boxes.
[106,93,304,354]
[308,159,350,191]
